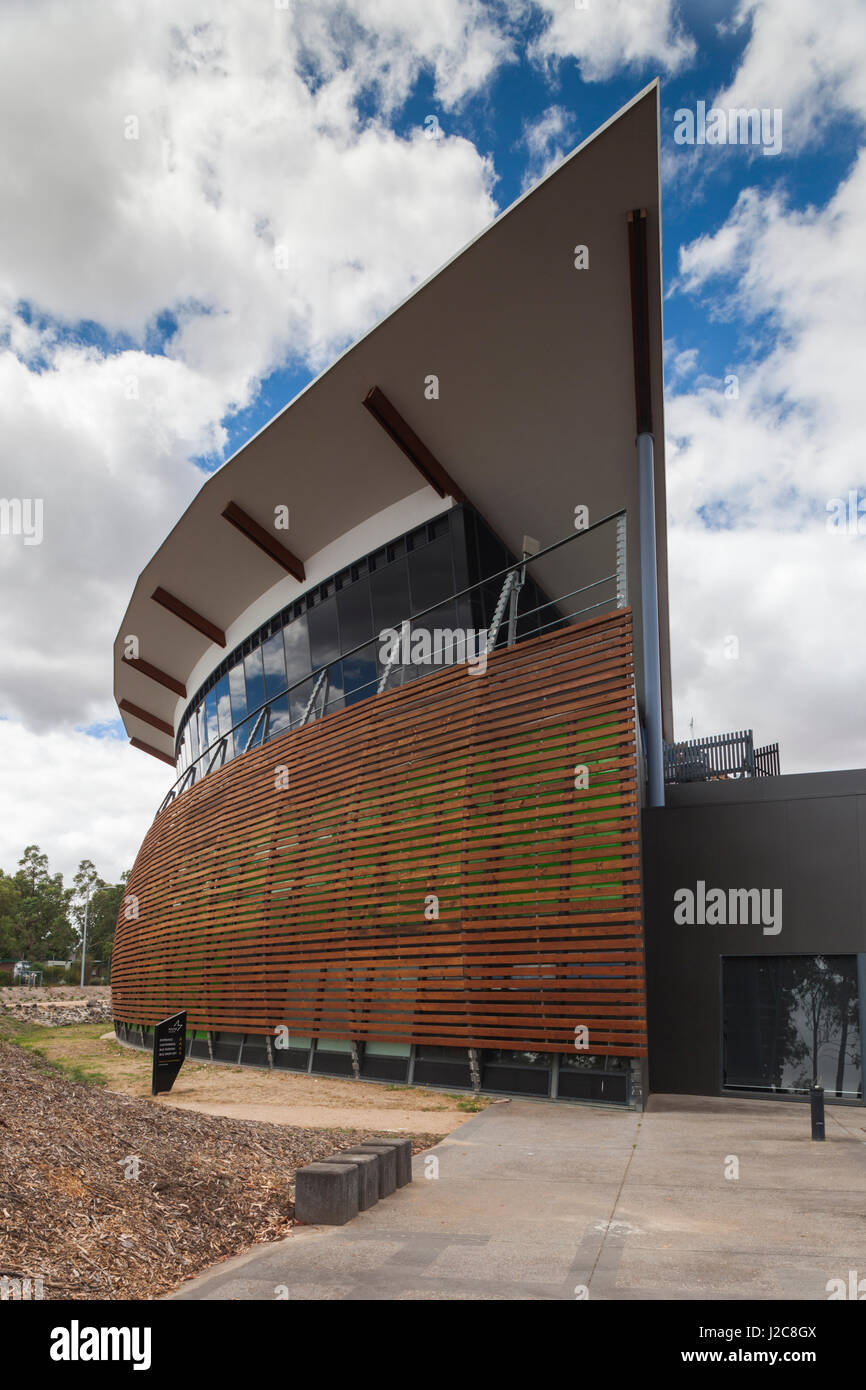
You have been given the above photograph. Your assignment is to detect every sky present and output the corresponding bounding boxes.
[1,0,865,886]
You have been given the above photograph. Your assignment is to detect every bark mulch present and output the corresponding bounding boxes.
[0,1041,438,1300]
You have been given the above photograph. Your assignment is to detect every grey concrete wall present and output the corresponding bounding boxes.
[642,770,866,1097]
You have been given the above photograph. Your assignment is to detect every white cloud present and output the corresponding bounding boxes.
[531,0,695,81]
[0,1,504,751]
[666,150,866,769]
[518,104,575,189]
[714,0,866,151]
[0,720,169,884]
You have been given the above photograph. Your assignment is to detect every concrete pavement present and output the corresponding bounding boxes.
[170,1093,866,1301]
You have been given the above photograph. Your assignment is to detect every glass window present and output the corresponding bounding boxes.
[408,534,454,616]
[321,661,344,715]
[233,716,252,756]
[262,631,287,700]
[289,673,319,726]
[248,707,268,748]
[342,643,378,706]
[723,955,862,1098]
[215,675,232,735]
[559,1053,629,1071]
[229,662,247,723]
[336,577,374,651]
[188,711,199,763]
[420,602,463,671]
[203,689,219,751]
[482,1049,549,1068]
[371,558,411,640]
[267,693,291,739]
[244,647,266,719]
[283,614,311,694]
[473,517,507,585]
[308,596,340,669]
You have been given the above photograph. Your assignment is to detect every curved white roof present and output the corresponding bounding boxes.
[114,81,670,763]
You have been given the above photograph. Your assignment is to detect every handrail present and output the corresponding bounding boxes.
[156,509,627,812]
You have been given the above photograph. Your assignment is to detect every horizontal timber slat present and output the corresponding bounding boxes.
[112,608,647,1056]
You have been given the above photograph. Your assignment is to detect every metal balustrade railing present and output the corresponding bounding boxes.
[155,509,628,815]
[664,729,780,785]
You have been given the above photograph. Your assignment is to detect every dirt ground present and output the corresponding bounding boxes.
[0,984,109,1004]
[17,1021,489,1135]
[0,1039,443,1299]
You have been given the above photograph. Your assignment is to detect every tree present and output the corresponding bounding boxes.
[69,861,129,972]
[87,872,128,966]
[12,846,72,960]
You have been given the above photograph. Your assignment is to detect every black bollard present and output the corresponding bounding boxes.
[810,1083,825,1141]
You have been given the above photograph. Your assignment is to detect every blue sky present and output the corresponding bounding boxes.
[155,8,864,487]
[1,0,865,881]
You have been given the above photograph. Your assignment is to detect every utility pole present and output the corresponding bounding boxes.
[80,890,91,988]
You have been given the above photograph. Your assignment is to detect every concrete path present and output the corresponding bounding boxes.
[170,1094,866,1301]
[165,1098,467,1136]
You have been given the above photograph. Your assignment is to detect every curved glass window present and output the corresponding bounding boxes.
[171,505,554,789]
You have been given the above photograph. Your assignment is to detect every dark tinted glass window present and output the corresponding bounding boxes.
[336,577,374,650]
[283,614,311,691]
[342,644,378,705]
[262,631,287,699]
[474,518,506,584]
[371,558,411,638]
[308,596,340,668]
[723,955,861,1098]
[289,673,318,725]
[244,647,266,717]
[322,661,344,714]
[408,534,454,615]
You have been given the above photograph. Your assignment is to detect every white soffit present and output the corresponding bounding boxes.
[114,81,668,759]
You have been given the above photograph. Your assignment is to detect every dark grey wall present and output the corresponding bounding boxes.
[642,770,866,1097]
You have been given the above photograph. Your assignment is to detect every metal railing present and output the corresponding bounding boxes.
[155,509,627,815]
[664,729,780,784]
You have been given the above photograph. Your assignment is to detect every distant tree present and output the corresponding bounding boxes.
[69,861,129,970]
[0,871,20,957]
[87,872,129,966]
[12,846,72,959]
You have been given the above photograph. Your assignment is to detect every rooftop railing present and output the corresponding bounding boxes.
[664,729,780,785]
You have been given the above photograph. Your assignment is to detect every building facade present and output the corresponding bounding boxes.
[111,81,866,1110]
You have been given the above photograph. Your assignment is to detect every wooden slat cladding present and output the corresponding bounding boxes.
[111,608,647,1056]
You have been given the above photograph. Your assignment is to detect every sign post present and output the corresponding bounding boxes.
[151,1010,187,1096]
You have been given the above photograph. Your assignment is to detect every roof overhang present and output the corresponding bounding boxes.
[114,81,671,762]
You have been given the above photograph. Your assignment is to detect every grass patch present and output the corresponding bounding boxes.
[4,1020,114,1087]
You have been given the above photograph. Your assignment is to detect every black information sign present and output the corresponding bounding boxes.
[151,1010,187,1096]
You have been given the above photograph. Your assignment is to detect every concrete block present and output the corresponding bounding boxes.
[367,1136,413,1187]
[344,1144,396,1197]
[324,1153,379,1210]
[294,1162,359,1226]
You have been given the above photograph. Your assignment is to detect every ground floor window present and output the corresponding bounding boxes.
[722,955,862,1099]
